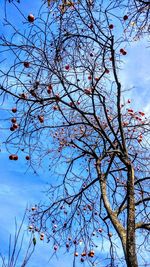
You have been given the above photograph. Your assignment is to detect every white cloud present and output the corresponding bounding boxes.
[119,38,150,113]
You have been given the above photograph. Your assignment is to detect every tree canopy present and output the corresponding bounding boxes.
[0,0,150,266]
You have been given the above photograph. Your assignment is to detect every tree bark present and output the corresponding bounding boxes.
[126,164,138,267]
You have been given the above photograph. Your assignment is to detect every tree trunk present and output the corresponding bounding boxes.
[126,164,138,267]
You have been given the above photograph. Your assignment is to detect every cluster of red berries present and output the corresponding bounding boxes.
[120,48,127,55]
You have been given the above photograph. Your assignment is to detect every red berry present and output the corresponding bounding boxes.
[47,84,52,94]
[11,118,17,123]
[123,15,128,21]
[65,65,70,70]
[109,24,114,29]
[10,126,15,131]
[139,111,145,116]
[54,245,58,251]
[66,243,70,248]
[89,23,93,29]
[120,48,124,53]
[81,252,86,257]
[120,48,127,55]
[13,123,18,129]
[122,50,127,55]
[14,155,18,160]
[9,155,14,160]
[38,115,44,123]
[26,155,30,160]
[12,107,17,113]
[74,252,78,256]
[28,14,35,23]
[105,68,110,74]
[23,62,30,68]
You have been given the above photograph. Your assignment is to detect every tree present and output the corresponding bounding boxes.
[0,1,150,266]
[0,211,35,267]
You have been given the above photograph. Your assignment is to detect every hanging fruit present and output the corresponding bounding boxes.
[28,14,35,23]
[123,15,128,21]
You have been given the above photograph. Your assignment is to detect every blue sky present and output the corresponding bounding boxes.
[0,1,150,267]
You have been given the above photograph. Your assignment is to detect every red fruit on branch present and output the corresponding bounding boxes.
[12,107,17,113]
[81,252,86,257]
[123,15,128,20]
[10,126,15,131]
[47,89,52,94]
[63,222,67,227]
[88,250,95,257]
[23,62,30,68]
[9,155,14,160]
[139,111,145,116]
[123,15,128,21]
[28,225,34,230]
[74,252,78,256]
[120,48,127,55]
[120,48,124,53]
[89,23,93,29]
[11,118,17,123]
[14,155,18,160]
[69,102,74,107]
[88,75,92,80]
[47,84,52,94]
[31,206,37,211]
[53,105,59,110]
[48,84,52,89]
[109,24,114,29]
[105,68,110,74]
[30,90,36,97]
[65,65,70,70]
[28,14,35,23]
[13,123,18,129]
[40,233,44,238]
[26,155,30,160]
[54,245,58,251]
[127,109,134,113]
[122,50,127,55]
[66,243,70,248]
[20,93,27,99]
[84,88,92,95]
[55,94,60,101]
[38,115,44,123]
[87,204,93,211]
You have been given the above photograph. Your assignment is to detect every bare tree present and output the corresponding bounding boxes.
[0,1,150,267]
[0,211,36,267]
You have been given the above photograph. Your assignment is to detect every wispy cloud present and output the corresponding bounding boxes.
[120,38,150,113]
